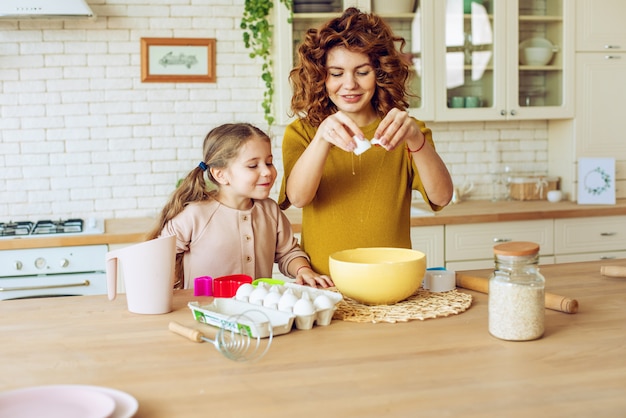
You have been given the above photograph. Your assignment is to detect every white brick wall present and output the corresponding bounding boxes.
[0,0,548,222]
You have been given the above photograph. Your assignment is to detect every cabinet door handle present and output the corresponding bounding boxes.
[493,238,512,243]
[599,256,617,260]
[605,55,622,60]
[500,109,507,116]
[600,232,617,236]
[510,109,517,116]
[604,45,621,49]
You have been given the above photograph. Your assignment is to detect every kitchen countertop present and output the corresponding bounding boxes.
[0,217,157,250]
[2,199,626,250]
[1,258,625,417]
[407,197,626,226]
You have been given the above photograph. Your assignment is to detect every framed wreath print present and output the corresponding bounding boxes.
[141,38,216,83]
[577,157,615,205]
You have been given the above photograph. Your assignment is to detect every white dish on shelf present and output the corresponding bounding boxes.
[519,37,556,66]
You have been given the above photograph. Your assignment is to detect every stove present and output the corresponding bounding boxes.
[0,217,104,239]
[0,217,107,300]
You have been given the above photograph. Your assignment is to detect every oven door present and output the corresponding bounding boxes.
[0,272,107,300]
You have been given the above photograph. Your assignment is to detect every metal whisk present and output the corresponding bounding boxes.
[169,311,273,362]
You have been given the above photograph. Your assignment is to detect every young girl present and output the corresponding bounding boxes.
[148,123,333,289]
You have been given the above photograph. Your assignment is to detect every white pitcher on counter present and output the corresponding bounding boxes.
[106,235,176,314]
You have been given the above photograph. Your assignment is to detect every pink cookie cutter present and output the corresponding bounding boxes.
[193,276,213,296]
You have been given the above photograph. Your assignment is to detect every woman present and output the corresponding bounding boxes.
[279,8,453,275]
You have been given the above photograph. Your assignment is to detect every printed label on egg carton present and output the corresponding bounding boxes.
[234,280,343,331]
[188,300,293,338]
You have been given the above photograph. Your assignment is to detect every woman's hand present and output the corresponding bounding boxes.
[373,108,423,151]
[315,111,365,153]
[295,266,335,288]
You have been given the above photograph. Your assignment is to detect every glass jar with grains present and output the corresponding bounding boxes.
[488,241,545,341]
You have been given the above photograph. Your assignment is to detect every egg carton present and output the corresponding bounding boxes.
[188,299,294,339]
[235,280,344,331]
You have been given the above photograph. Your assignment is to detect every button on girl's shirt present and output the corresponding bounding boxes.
[238,211,255,271]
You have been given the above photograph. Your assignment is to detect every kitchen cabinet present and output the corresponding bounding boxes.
[554,216,626,263]
[575,0,626,52]
[410,225,444,267]
[444,219,554,270]
[548,0,626,200]
[275,0,573,124]
[432,0,574,121]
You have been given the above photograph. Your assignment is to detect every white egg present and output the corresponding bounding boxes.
[293,298,316,316]
[248,286,269,305]
[263,291,281,308]
[313,294,334,311]
[278,289,298,312]
[235,283,254,300]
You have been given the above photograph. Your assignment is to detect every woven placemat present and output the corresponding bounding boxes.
[332,288,473,323]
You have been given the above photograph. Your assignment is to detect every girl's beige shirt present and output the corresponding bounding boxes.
[160,198,308,288]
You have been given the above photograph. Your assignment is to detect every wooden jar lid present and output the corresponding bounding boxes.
[493,241,540,256]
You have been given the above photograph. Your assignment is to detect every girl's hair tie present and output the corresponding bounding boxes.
[198,161,208,171]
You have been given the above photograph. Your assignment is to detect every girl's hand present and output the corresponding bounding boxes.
[315,111,365,153]
[295,267,335,288]
[373,108,423,151]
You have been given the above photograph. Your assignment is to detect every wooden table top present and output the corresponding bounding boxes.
[2,259,626,417]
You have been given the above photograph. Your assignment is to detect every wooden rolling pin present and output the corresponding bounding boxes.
[169,321,218,343]
[600,266,626,278]
[456,273,579,314]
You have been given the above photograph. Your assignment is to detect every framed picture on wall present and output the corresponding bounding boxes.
[140,38,216,83]
[577,157,616,205]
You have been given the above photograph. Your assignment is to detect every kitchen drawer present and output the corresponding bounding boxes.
[555,251,626,264]
[554,216,626,254]
[447,256,555,272]
[445,220,554,262]
[411,225,444,268]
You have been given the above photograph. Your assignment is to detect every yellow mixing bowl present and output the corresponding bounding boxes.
[329,247,426,305]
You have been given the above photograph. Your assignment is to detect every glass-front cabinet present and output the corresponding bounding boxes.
[432,0,574,121]
[274,0,573,124]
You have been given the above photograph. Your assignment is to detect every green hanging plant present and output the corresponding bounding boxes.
[241,0,293,126]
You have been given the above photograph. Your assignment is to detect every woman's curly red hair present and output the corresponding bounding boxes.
[289,7,412,127]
